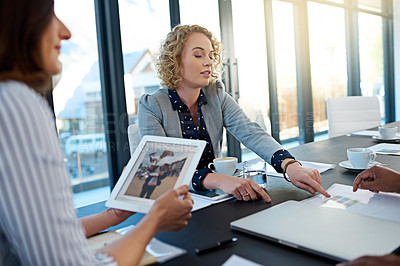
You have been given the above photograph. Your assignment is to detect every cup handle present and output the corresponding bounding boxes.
[370,152,377,163]
[208,163,216,172]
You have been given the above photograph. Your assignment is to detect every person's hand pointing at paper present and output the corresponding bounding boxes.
[336,166,400,266]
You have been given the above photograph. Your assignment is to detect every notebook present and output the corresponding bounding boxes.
[230,200,400,262]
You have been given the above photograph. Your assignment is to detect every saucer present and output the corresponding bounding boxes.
[338,160,382,172]
[372,135,400,143]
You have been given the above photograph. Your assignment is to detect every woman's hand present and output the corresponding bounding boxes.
[284,160,330,197]
[202,173,271,202]
[336,254,400,266]
[147,185,193,232]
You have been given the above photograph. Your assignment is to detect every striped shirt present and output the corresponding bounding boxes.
[0,81,116,265]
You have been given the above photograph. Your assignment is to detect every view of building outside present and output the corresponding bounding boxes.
[119,0,171,127]
[358,12,385,118]
[308,2,348,134]
[53,0,110,206]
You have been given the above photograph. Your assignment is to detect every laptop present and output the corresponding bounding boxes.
[230,200,400,262]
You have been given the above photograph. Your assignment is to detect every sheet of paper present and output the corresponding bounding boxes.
[348,130,379,137]
[266,160,335,178]
[302,183,400,223]
[87,225,186,265]
[222,254,263,266]
[191,192,234,212]
[367,143,400,155]
[349,130,400,138]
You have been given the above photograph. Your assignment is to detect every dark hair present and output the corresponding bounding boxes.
[0,0,54,93]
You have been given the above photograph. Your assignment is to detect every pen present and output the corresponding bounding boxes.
[195,237,238,255]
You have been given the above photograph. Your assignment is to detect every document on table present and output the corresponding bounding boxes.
[87,225,186,265]
[266,160,335,178]
[349,130,400,138]
[222,254,263,266]
[367,143,400,155]
[191,192,234,212]
[302,183,400,223]
[348,130,380,137]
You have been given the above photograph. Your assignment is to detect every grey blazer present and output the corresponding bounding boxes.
[138,80,283,163]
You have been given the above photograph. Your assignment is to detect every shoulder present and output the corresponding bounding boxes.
[139,88,170,108]
[0,80,52,121]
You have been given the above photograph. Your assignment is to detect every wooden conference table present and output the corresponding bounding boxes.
[77,122,400,266]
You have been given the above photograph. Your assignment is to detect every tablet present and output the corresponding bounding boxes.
[106,135,206,213]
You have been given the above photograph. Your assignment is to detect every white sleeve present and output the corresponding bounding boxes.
[0,83,116,265]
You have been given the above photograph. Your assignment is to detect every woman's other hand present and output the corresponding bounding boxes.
[202,173,271,202]
[148,185,193,232]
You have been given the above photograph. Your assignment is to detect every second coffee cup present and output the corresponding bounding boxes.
[208,157,238,176]
[347,148,376,169]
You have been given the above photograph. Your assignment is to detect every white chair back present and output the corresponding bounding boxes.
[326,96,381,138]
[127,124,140,155]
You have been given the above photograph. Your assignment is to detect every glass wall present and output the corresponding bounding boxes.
[180,0,221,36]
[231,0,270,159]
[308,2,347,134]
[118,0,171,126]
[54,0,110,207]
[272,0,299,141]
[358,12,385,117]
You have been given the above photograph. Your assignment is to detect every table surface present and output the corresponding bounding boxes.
[77,123,400,266]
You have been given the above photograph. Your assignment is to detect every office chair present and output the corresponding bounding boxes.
[326,96,381,138]
[127,124,140,155]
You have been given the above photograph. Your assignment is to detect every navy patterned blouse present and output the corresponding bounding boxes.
[168,89,294,191]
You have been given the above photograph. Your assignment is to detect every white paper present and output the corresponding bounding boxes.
[222,254,263,266]
[348,130,380,137]
[266,160,335,178]
[145,238,186,263]
[349,130,400,138]
[367,143,400,155]
[190,192,234,212]
[118,225,186,264]
[302,183,400,223]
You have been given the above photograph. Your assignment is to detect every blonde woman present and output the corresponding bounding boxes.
[138,24,330,202]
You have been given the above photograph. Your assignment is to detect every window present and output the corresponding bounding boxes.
[54,0,110,207]
[358,0,382,12]
[272,0,299,141]
[179,0,221,36]
[231,0,271,158]
[358,12,385,117]
[308,2,347,134]
[118,0,170,126]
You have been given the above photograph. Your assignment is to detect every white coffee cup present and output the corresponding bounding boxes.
[208,157,238,176]
[347,148,376,169]
[378,126,398,139]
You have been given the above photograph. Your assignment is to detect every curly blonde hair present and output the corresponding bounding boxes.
[155,24,223,90]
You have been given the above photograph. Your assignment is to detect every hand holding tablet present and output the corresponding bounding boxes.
[106,136,206,213]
